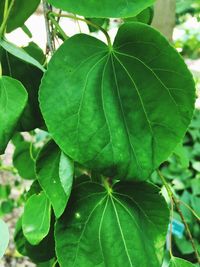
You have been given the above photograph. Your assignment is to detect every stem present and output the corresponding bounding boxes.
[42,0,54,55]
[157,170,200,264]
[0,0,15,37]
[49,11,112,47]
[48,14,69,40]
[102,177,113,195]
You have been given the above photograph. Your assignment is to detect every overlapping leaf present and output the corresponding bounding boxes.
[36,141,74,218]
[169,257,196,267]
[40,23,195,180]
[22,192,51,245]
[55,181,169,267]
[47,0,155,18]
[0,76,27,154]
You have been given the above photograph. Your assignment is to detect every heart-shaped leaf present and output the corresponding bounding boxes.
[169,257,196,267]
[22,192,51,245]
[40,23,195,180]
[55,181,169,266]
[36,141,74,218]
[0,219,9,259]
[47,0,155,18]
[0,76,28,154]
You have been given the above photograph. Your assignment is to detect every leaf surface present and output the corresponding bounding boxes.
[40,23,195,180]
[0,76,27,154]
[169,257,196,267]
[55,181,169,267]
[47,0,155,18]
[22,192,51,245]
[0,0,40,32]
[36,141,74,218]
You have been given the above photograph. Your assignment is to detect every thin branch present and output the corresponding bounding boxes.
[157,170,200,264]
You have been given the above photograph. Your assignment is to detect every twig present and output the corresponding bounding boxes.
[157,170,200,264]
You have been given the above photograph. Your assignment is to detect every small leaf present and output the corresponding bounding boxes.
[13,140,37,180]
[55,181,169,266]
[0,39,46,72]
[22,192,51,245]
[47,0,155,18]
[40,23,195,180]
[0,0,40,33]
[0,76,28,154]
[0,219,9,259]
[14,217,55,263]
[124,6,154,25]
[169,257,196,267]
[36,141,74,218]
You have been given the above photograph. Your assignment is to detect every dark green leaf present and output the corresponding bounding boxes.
[0,76,27,154]
[1,42,45,130]
[0,39,46,72]
[0,0,40,33]
[55,181,169,266]
[40,23,195,180]
[47,0,155,18]
[22,192,51,245]
[86,18,109,32]
[169,257,196,267]
[13,141,37,180]
[0,219,9,258]
[124,7,154,24]
[36,141,74,218]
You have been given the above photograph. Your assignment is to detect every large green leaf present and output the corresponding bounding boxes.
[55,181,169,267]
[47,0,155,18]
[169,257,196,267]
[0,219,9,259]
[40,23,195,180]
[0,76,27,154]
[1,42,45,131]
[0,0,40,33]
[36,141,74,218]
[22,192,51,245]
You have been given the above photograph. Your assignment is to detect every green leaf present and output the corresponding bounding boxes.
[1,42,45,131]
[124,7,154,25]
[0,39,46,72]
[13,141,37,180]
[0,219,9,259]
[36,141,74,218]
[47,0,155,18]
[22,192,51,245]
[40,23,195,180]
[0,0,40,33]
[86,18,109,32]
[0,76,28,154]
[169,257,196,267]
[14,217,55,263]
[55,181,169,266]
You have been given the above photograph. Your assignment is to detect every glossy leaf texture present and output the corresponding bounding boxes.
[0,0,40,33]
[22,192,51,245]
[0,76,27,154]
[36,141,74,218]
[1,42,45,131]
[40,23,195,180]
[0,219,9,259]
[55,181,169,267]
[14,217,55,263]
[47,0,155,18]
[169,257,196,267]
